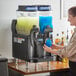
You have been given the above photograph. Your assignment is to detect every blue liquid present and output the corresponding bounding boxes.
[39,16,53,34]
[45,39,52,47]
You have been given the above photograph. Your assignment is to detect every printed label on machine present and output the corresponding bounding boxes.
[14,37,25,44]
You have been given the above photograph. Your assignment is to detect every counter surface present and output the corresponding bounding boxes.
[8,61,69,75]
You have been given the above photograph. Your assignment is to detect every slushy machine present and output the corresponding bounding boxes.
[12,5,53,63]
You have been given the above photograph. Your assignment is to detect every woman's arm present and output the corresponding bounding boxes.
[51,44,63,50]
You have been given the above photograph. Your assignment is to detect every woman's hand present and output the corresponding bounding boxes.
[43,44,58,55]
[43,44,53,53]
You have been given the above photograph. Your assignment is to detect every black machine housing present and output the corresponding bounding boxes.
[12,20,53,62]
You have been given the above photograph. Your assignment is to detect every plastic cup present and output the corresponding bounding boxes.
[45,39,52,47]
